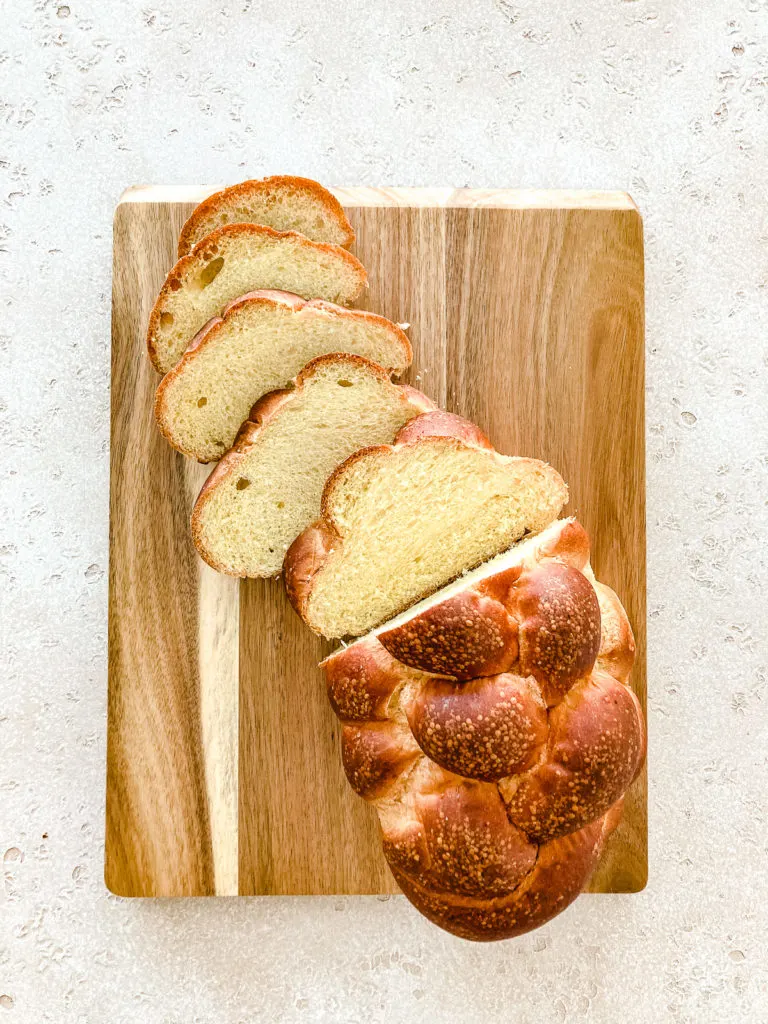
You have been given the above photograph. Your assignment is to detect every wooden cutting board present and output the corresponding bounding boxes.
[106,187,646,898]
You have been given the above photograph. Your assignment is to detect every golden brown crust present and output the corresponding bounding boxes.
[500,673,645,841]
[340,722,421,800]
[535,517,592,570]
[177,176,355,257]
[404,673,547,781]
[185,315,223,354]
[384,779,538,900]
[246,385,296,427]
[283,520,339,608]
[319,517,644,941]
[146,247,199,373]
[191,355,434,573]
[324,636,429,722]
[593,580,637,683]
[390,811,615,941]
[515,563,602,705]
[147,223,368,374]
[376,529,599,687]
[221,288,307,315]
[380,590,519,680]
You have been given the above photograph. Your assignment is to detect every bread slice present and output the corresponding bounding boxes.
[191,355,435,577]
[155,290,412,463]
[284,432,568,639]
[178,176,355,257]
[147,225,367,374]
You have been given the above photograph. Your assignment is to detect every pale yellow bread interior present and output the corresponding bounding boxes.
[303,438,568,638]
[192,356,426,577]
[148,225,366,374]
[178,176,354,256]
[156,295,411,463]
[330,518,574,654]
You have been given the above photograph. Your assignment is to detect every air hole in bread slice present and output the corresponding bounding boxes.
[337,379,354,387]
[236,477,250,490]
[197,397,207,407]
[160,312,174,328]
[195,256,225,291]
[149,226,367,374]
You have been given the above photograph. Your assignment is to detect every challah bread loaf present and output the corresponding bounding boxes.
[147,225,367,374]
[191,355,435,577]
[322,517,645,941]
[178,176,355,257]
[155,290,412,462]
[284,428,568,639]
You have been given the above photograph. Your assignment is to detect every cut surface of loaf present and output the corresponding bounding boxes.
[321,517,645,940]
[284,432,568,638]
[191,355,435,577]
[155,290,412,462]
[147,225,367,374]
[178,176,355,257]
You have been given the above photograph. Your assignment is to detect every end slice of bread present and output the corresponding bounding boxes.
[147,225,367,374]
[155,291,413,463]
[178,176,355,257]
[284,432,568,639]
[191,355,435,577]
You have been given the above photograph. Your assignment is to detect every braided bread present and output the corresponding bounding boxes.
[322,517,645,940]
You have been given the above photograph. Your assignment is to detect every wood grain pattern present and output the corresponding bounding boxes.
[107,187,645,898]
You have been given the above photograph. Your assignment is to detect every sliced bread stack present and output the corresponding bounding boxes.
[191,354,434,576]
[146,175,430,572]
[148,225,368,375]
[146,175,569,600]
[147,176,366,375]
[155,292,412,462]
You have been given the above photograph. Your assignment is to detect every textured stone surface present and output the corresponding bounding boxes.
[1,0,767,1020]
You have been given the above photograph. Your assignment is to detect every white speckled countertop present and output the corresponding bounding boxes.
[1,1,767,1020]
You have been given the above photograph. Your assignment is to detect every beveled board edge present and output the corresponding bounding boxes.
[117,184,638,212]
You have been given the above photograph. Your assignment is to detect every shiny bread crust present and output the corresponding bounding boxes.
[320,518,644,940]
